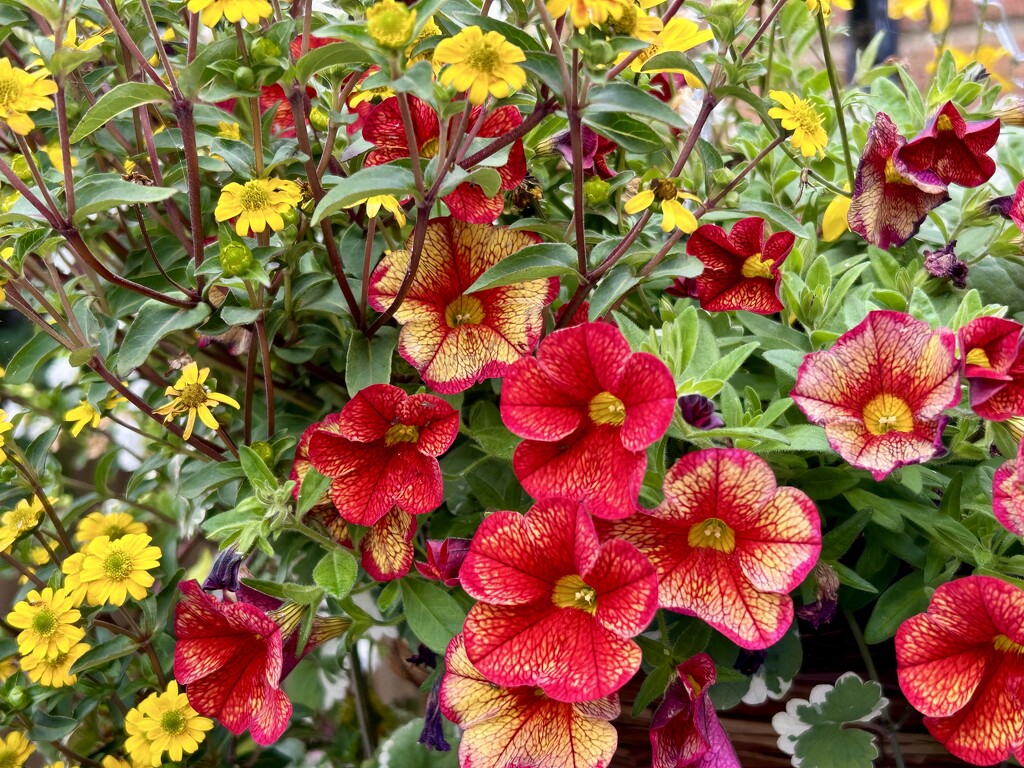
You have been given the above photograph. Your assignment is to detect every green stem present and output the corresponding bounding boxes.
[816,11,855,189]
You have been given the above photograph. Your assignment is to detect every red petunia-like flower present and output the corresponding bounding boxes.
[791,310,960,480]
[260,36,338,137]
[368,217,557,394]
[174,580,291,745]
[440,633,620,768]
[415,537,471,586]
[687,217,794,314]
[959,316,1024,420]
[308,384,459,526]
[896,575,1024,765]
[460,498,658,702]
[650,654,741,768]
[993,440,1024,536]
[896,101,1000,188]
[500,321,677,519]
[847,111,950,249]
[363,97,527,223]
[600,449,820,649]
[1010,179,1024,234]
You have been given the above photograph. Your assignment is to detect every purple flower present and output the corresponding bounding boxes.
[678,394,725,430]
[923,241,968,289]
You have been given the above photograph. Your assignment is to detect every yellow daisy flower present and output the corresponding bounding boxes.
[549,0,629,30]
[768,90,828,158]
[606,0,663,43]
[889,0,948,31]
[434,26,526,105]
[624,16,714,74]
[100,387,129,411]
[126,682,213,768]
[217,121,241,140]
[186,0,272,27]
[367,0,417,49]
[932,45,1012,90]
[59,552,89,606]
[101,757,133,768]
[153,362,240,440]
[19,641,88,688]
[0,656,18,682]
[806,0,853,21]
[0,497,44,551]
[624,178,698,233]
[5,587,84,660]
[75,511,147,544]
[214,178,302,238]
[64,400,101,438]
[348,79,396,108]
[0,407,12,464]
[77,533,162,606]
[345,195,406,227]
[0,733,33,768]
[0,58,58,135]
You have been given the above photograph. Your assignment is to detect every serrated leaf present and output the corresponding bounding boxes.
[312,548,358,600]
[465,242,579,293]
[70,83,170,143]
[793,724,879,768]
[115,300,211,375]
[400,578,467,652]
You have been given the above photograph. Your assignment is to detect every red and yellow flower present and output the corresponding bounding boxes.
[686,217,795,315]
[993,439,1024,536]
[440,633,620,768]
[791,311,960,480]
[601,449,820,649]
[415,537,471,586]
[896,575,1024,765]
[308,384,459,526]
[460,498,658,702]
[1010,179,1024,234]
[362,97,527,223]
[368,217,557,394]
[959,316,1024,420]
[500,321,677,519]
[259,36,338,137]
[896,101,1000,188]
[848,111,950,249]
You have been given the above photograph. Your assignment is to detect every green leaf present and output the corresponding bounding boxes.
[793,725,879,768]
[863,572,929,644]
[831,561,878,594]
[115,300,211,375]
[820,508,871,560]
[297,467,332,516]
[632,663,673,717]
[797,674,887,725]
[377,718,460,768]
[72,175,180,224]
[589,266,640,319]
[737,200,808,238]
[70,83,170,143]
[29,713,78,742]
[587,83,686,129]
[584,111,666,155]
[312,168,417,225]
[702,341,759,383]
[400,578,467,652]
[12,0,58,24]
[3,332,61,384]
[345,325,397,394]
[282,584,325,606]
[465,242,579,293]
[313,548,359,600]
[239,445,278,493]
[177,36,237,98]
[69,635,137,675]
[294,41,368,82]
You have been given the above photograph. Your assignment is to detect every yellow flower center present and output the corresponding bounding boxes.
[994,635,1024,654]
[178,382,209,409]
[589,391,626,426]
[384,423,419,446]
[103,551,133,581]
[884,157,910,185]
[609,3,638,34]
[783,99,822,135]
[420,138,440,158]
[160,708,187,736]
[685,673,703,697]
[651,177,678,201]
[965,347,991,368]
[741,252,774,279]
[0,74,21,108]
[105,524,125,539]
[936,114,954,132]
[687,518,736,553]
[862,393,914,436]
[551,574,598,613]
[0,748,19,768]
[444,295,485,327]
[239,181,271,212]
[467,41,501,74]
[31,608,57,637]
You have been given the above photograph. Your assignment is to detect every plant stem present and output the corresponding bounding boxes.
[349,647,376,758]
[816,11,855,189]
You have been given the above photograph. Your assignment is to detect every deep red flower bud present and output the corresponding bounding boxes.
[415,538,471,586]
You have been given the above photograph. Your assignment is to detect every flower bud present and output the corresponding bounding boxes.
[367,0,417,49]
[250,441,274,463]
[10,156,32,181]
[232,65,255,90]
[583,177,611,206]
[219,241,253,276]
[250,37,282,64]
[309,106,330,132]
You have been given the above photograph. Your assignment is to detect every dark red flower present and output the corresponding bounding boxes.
[896,101,1000,188]
[924,241,968,288]
[415,538,471,586]
[259,36,338,137]
[549,125,616,178]
[1011,179,1024,234]
[678,394,725,430]
[959,316,1024,420]
[666,277,699,299]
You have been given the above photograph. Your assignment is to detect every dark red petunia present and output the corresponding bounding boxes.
[959,316,1024,420]
[259,36,338,137]
[549,125,617,178]
[687,217,794,315]
[415,537,471,586]
[362,96,527,223]
[1011,179,1024,234]
[847,111,950,249]
[501,321,677,519]
[896,101,1000,188]
[651,654,741,768]
[308,384,459,526]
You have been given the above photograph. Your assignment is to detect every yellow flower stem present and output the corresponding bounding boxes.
[455,98,492,162]
[118,606,169,687]
[133,205,198,298]
[2,263,81,344]
[41,257,87,344]
[54,83,77,217]
[390,58,425,197]
[5,451,74,558]
[460,97,558,167]
[216,426,240,459]
[0,550,46,588]
[349,648,377,757]
[815,11,855,188]
[244,280,276,435]
[740,0,790,57]
[567,48,589,275]
[1,285,77,351]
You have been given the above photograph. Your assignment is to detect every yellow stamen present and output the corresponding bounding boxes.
[965,347,991,368]
[936,114,954,132]
[444,295,486,327]
[687,518,736,553]
[741,252,774,279]
[862,393,914,436]
[384,423,419,446]
[994,634,1024,654]
[551,574,598,613]
[589,391,626,426]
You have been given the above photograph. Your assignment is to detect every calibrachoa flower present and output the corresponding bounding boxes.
[186,0,271,26]
[896,575,1024,765]
[0,407,13,464]
[415,537,471,586]
[625,177,698,233]
[0,58,57,135]
[0,496,42,551]
[125,681,213,767]
[368,217,557,393]
[434,26,526,105]
[0,733,33,768]
[154,362,240,440]
[75,510,147,544]
[993,440,1024,536]
[847,111,949,249]
[1009,178,1024,233]
[544,125,617,178]
[923,240,968,288]
[768,91,828,158]
[651,654,741,768]
[440,633,620,768]
[64,400,100,437]
[363,98,527,223]
[6,587,84,659]
[791,311,960,480]
[73,533,162,606]
[361,507,417,581]
[678,393,725,430]
[501,321,677,519]
[962,317,1024,420]
[308,383,459,526]
[20,641,89,688]
[601,449,820,649]
[686,216,794,314]
[896,101,999,187]
[460,498,658,701]
[214,178,302,237]
[174,580,292,745]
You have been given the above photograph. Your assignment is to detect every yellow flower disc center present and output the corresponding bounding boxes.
[862,393,914,436]
[420,137,440,158]
[160,708,188,736]
[589,391,626,426]
[31,608,58,637]
[785,99,821,134]
[609,4,638,34]
[741,252,774,279]
[103,551,133,581]
[965,347,991,368]
[0,748,19,768]
[384,423,420,446]
[884,157,911,185]
[936,114,954,132]
[994,634,1024,654]
[652,177,678,202]
[551,574,598,613]
[444,295,485,327]
[239,181,272,212]
[467,42,501,75]
[178,382,209,409]
[0,75,21,108]
[687,518,736,553]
